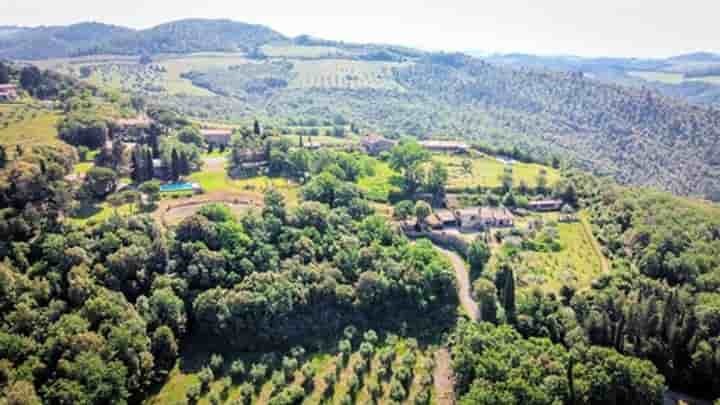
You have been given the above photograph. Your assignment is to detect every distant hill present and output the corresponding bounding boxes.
[0,22,132,59]
[0,19,286,59]
[4,18,720,200]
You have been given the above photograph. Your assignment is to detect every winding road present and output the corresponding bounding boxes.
[433,245,480,322]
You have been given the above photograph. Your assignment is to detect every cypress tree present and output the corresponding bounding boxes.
[170,149,180,181]
[253,119,261,137]
[130,146,141,183]
[145,148,154,180]
[180,151,190,175]
[0,145,6,168]
[502,266,516,324]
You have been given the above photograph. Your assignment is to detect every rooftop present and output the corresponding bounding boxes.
[201,129,233,136]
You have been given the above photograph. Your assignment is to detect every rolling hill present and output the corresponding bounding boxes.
[4,19,720,200]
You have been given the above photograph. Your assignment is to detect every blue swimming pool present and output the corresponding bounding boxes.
[160,182,195,193]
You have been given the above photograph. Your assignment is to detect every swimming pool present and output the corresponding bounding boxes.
[160,182,196,193]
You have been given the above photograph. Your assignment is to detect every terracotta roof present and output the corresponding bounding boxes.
[480,207,514,221]
[419,140,470,149]
[200,129,233,136]
[435,209,457,223]
[528,199,563,206]
[114,117,152,127]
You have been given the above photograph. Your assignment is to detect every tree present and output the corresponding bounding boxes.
[467,239,491,277]
[473,278,498,323]
[500,166,513,193]
[415,201,432,229]
[461,159,473,177]
[170,148,180,181]
[3,380,42,405]
[140,180,161,207]
[536,170,548,194]
[0,145,6,169]
[393,200,415,220]
[253,119,262,137]
[425,161,448,195]
[151,326,179,375]
[0,62,9,85]
[84,167,118,198]
[178,126,205,148]
[501,265,516,323]
[389,141,430,194]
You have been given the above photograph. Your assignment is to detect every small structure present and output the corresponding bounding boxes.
[361,134,397,155]
[419,140,470,154]
[434,209,458,227]
[528,199,563,212]
[112,116,153,140]
[0,84,18,101]
[455,206,515,232]
[152,159,169,180]
[201,129,233,147]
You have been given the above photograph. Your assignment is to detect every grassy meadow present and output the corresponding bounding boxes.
[435,153,560,191]
[513,214,604,294]
[0,104,62,150]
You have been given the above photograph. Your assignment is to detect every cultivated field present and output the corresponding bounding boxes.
[145,336,437,405]
[514,214,604,293]
[261,45,355,59]
[0,104,62,149]
[435,153,560,191]
[289,59,405,90]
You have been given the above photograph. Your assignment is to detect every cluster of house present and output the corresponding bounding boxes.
[361,134,470,155]
[402,198,564,233]
[0,84,18,101]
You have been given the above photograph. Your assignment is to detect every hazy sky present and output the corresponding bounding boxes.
[3,0,719,58]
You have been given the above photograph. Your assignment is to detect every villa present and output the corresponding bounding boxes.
[0,84,18,101]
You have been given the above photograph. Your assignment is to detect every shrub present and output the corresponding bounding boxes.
[250,363,268,386]
[353,357,368,375]
[367,379,381,399]
[282,356,299,374]
[290,346,306,359]
[363,329,379,344]
[347,372,360,395]
[401,352,416,368]
[210,353,224,373]
[270,370,287,393]
[198,367,215,392]
[343,325,358,341]
[394,365,413,387]
[389,378,407,401]
[230,359,246,381]
[219,377,232,399]
[376,364,389,380]
[186,382,202,404]
[378,348,395,364]
[359,342,374,359]
[415,388,431,405]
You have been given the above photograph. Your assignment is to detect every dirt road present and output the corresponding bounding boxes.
[433,245,480,322]
[433,348,457,405]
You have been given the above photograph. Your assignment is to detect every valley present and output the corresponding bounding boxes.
[0,16,719,405]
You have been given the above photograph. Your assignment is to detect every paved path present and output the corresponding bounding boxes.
[433,245,480,321]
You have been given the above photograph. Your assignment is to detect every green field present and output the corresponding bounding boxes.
[188,164,300,206]
[628,70,720,85]
[0,104,62,149]
[435,153,560,190]
[514,215,604,294]
[357,158,400,202]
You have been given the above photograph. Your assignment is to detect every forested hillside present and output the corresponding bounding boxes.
[5,19,720,199]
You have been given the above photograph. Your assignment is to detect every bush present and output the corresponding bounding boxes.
[250,363,268,386]
[290,346,306,359]
[394,365,413,387]
[363,329,379,344]
[415,388,431,405]
[282,356,299,374]
[367,379,381,399]
[186,382,202,404]
[359,342,374,359]
[389,378,407,401]
[198,367,215,392]
[210,353,224,373]
[230,359,246,381]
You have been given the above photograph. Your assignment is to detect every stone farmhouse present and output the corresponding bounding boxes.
[361,134,397,155]
[201,128,233,148]
[528,199,563,212]
[0,84,18,101]
[453,207,515,232]
[419,140,470,154]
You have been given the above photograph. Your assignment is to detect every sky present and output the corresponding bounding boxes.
[2,0,719,58]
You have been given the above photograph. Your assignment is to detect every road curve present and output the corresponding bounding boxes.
[433,245,480,322]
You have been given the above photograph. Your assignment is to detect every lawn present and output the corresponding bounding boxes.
[261,45,353,59]
[68,202,134,226]
[357,158,400,202]
[435,153,560,191]
[0,104,63,150]
[188,166,300,207]
[73,162,94,175]
[514,214,604,294]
